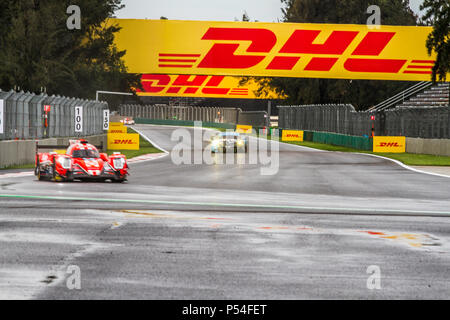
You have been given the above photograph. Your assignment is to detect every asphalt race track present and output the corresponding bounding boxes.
[0,124,449,299]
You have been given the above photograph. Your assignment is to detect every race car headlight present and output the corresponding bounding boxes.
[113,158,125,169]
[57,157,71,169]
[236,139,245,146]
[212,140,222,147]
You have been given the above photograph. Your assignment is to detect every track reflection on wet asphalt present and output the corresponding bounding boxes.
[0,125,449,299]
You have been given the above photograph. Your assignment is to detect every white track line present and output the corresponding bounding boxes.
[0,172,34,179]
[354,153,450,179]
[131,126,170,155]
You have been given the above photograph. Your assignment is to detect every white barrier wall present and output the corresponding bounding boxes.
[0,134,107,169]
[406,138,450,157]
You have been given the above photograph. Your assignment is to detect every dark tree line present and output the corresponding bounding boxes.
[421,0,449,82]
[0,0,140,103]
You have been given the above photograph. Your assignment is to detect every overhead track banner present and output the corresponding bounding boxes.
[136,74,281,99]
[110,19,440,81]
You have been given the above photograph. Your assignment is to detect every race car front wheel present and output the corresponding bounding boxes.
[36,167,45,181]
[36,161,45,181]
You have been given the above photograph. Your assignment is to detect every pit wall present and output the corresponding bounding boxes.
[281,130,450,156]
[0,134,107,169]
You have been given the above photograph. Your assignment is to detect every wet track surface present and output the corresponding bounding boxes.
[0,125,449,299]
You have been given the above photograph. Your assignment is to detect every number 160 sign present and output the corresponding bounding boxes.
[75,106,83,133]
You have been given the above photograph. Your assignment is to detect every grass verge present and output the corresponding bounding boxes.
[281,140,450,166]
[0,164,35,170]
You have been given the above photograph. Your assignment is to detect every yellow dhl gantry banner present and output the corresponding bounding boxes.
[107,133,140,150]
[137,74,281,99]
[110,19,441,81]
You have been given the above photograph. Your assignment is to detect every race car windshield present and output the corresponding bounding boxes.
[72,149,100,158]
[216,135,238,140]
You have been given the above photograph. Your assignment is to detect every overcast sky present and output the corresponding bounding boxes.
[116,0,425,22]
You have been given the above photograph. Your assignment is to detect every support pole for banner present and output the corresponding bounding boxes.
[96,91,133,102]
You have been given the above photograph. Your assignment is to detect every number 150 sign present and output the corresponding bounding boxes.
[75,106,83,133]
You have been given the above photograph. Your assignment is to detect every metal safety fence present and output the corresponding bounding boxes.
[120,104,270,128]
[0,90,108,140]
[278,104,450,139]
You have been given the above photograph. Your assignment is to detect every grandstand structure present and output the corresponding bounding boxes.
[371,82,449,112]
[398,82,449,109]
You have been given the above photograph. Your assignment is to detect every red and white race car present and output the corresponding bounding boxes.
[35,139,129,182]
[121,117,135,125]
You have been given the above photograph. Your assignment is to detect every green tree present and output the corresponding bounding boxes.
[421,0,450,82]
[246,0,420,110]
[0,0,140,104]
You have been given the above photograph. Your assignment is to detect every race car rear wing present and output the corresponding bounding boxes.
[35,141,104,153]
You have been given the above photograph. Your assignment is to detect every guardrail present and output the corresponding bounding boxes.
[278,103,450,139]
[0,90,108,140]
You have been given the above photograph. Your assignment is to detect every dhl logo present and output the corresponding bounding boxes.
[164,28,433,75]
[113,139,137,145]
[377,142,402,147]
[282,130,304,142]
[138,74,245,97]
[110,19,442,81]
[136,74,281,99]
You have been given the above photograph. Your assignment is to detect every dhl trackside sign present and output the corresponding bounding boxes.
[107,133,140,150]
[137,74,281,99]
[373,136,406,153]
[110,122,125,128]
[282,130,304,142]
[236,125,253,134]
[108,127,127,134]
[110,19,442,81]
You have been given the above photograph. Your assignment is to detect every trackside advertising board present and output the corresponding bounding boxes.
[137,74,281,99]
[110,19,443,81]
[107,133,140,150]
[236,125,253,134]
[108,126,128,134]
[373,136,406,153]
[282,130,304,142]
[108,122,127,133]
